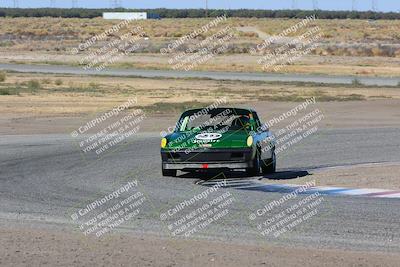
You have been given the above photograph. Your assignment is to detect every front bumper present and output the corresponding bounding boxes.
[161,148,254,170]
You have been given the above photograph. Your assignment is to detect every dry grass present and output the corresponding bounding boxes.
[0,17,399,56]
[0,71,6,82]
[1,17,399,43]
[1,52,399,77]
[1,17,400,76]
[0,72,399,117]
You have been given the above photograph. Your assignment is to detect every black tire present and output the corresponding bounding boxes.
[261,151,276,174]
[246,150,260,177]
[162,166,177,177]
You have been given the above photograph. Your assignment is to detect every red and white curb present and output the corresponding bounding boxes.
[198,179,400,199]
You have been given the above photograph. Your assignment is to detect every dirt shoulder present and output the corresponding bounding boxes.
[266,163,400,190]
[1,72,400,135]
[2,52,400,77]
[1,225,399,267]
[1,99,400,135]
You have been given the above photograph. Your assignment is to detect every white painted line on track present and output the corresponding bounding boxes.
[198,178,400,199]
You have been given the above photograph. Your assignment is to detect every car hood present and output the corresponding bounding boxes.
[165,130,250,150]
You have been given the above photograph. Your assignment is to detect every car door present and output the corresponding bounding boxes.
[252,112,274,160]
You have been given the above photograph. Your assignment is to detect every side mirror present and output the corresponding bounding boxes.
[260,124,269,132]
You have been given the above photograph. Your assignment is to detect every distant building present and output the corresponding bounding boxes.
[148,13,161,20]
[103,12,147,20]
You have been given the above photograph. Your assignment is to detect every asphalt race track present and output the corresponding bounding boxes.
[1,63,400,86]
[1,128,400,252]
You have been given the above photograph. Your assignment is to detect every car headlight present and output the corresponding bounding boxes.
[161,138,167,148]
[246,136,253,147]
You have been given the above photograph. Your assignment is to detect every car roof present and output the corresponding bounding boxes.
[181,107,256,116]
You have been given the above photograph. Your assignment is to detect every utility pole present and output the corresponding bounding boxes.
[72,0,77,8]
[372,0,378,12]
[291,0,298,10]
[312,0,318,10]
[352,0,357,11]
[13,0,18,8]
[110,0,122,8]
[205,0,208,18]
[50,0,56,8]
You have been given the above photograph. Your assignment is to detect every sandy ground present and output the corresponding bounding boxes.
[267,163,400,190]
[1,225,399,267]
[1,99,399,135]
[1,52,400,77]
[1,72,400,129]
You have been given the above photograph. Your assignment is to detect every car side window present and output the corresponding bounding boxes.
[252,112,262,128]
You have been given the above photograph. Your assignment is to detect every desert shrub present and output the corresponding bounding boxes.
[41,78,51,84]
[0,87,19,95]
[88,82,100,89]
[172,32,183,37]
[351,78,362,86]
[55,79,63,86]
[0,40,14,47]
[0,88,11,95]
[240,32,258,38]
[371,47,383,57]
[27,80,41,90]
[0,72,6,82]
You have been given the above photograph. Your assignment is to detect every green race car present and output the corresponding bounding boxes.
[160,107,276,177]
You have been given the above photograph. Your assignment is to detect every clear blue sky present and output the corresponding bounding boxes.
[1,0,399,12]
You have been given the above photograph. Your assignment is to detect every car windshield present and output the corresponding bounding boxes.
[176,108,253,132]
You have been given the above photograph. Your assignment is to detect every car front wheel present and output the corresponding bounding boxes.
[246,151,260,177]
[261,151,276,174]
